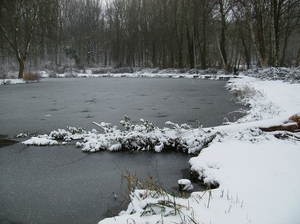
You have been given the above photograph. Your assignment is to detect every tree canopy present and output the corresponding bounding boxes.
[1,0,300,77]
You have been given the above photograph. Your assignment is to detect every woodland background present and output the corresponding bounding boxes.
[1,0,300,78]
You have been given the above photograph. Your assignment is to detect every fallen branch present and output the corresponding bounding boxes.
[259,114,300,133]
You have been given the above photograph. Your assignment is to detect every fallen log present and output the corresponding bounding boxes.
[259,114,300,132]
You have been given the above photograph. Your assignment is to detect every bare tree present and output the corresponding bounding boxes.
[0,0,47,78]
[239,0,269,68]
[217,0,229,70]
[1,0,299,71]
[278,0,300,66]
[232,3,252,69]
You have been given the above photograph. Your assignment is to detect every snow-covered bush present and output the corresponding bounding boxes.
[78,117,219,153]
[244,67,300,83]
[49,127,87,141]
[0,70,9,79]
[91,67,110,74]
[22,116,220,154]
[110,67,134,74]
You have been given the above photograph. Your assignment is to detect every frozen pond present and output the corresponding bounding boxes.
[0,144,198,224]
[0,77,245,223]
[0,77,243,135]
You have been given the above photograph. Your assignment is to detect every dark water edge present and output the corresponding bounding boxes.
[0,143,202,224]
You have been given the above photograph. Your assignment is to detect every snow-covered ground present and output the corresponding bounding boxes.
[0,70,233,83]
[0,78,26,85]
[6,69,300,223]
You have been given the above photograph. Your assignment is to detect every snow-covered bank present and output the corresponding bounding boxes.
[0,78,26,85]
[0,67,231,83]
[2,66,299,84]
[226,76,300,121]
[101,137,299,224]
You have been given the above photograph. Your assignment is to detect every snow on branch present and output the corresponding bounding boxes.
[21,117,220,154]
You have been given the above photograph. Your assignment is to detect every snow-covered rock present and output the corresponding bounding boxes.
[178,179,193,191]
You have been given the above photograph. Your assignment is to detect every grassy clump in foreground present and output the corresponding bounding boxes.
[111,171,216,224]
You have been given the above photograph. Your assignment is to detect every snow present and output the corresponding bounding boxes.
[0,69,233,84]
[0,78,26,85]
[22,119,218,154]
[178,179,194,191]
[189,139,300,224]
[22,136,58,146]
[178,179,191,185]
[12,70,300,223]
[226,76,300,121]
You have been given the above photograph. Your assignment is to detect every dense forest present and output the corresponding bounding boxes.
[1,0,300,78]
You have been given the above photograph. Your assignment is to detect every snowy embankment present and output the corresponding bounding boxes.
[1,68,233,84]
[19,71,300,223]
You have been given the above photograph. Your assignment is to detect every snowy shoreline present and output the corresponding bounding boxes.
[0,72,233,86]
[1,66,299,85]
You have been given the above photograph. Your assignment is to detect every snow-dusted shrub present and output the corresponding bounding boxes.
[55,66,67,74]
[23,71,41,82]
[22,116,219,154]
[48,70,57,78]
[229,84,263,105]
[204,67,219,74]
[157,68,181,74]
[0,70,9,79]
[91,68,110,74]
[245,67,300,83]
[111,67,134,73]
[49,126,87,141]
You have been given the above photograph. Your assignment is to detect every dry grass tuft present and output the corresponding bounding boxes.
[23,71,40,82]
[289,114,300,127]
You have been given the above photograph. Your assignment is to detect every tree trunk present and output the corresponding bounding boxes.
[218,0,228,70]
[216,35,226,68]
[198,0,209,69]
[18,59,25,79]
[270,0,281,67]
[186,25,195,69]
[280,30,289,66]
[243,1,267,68]
[238,26,251,69]
[297,45,300,65]
[279,0,292,66]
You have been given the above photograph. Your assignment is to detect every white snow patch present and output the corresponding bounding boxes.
[0,79,26,85]
[178,179,193,191]
[22,137,58,146]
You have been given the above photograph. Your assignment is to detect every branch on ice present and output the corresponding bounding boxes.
[21,117,220,154]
